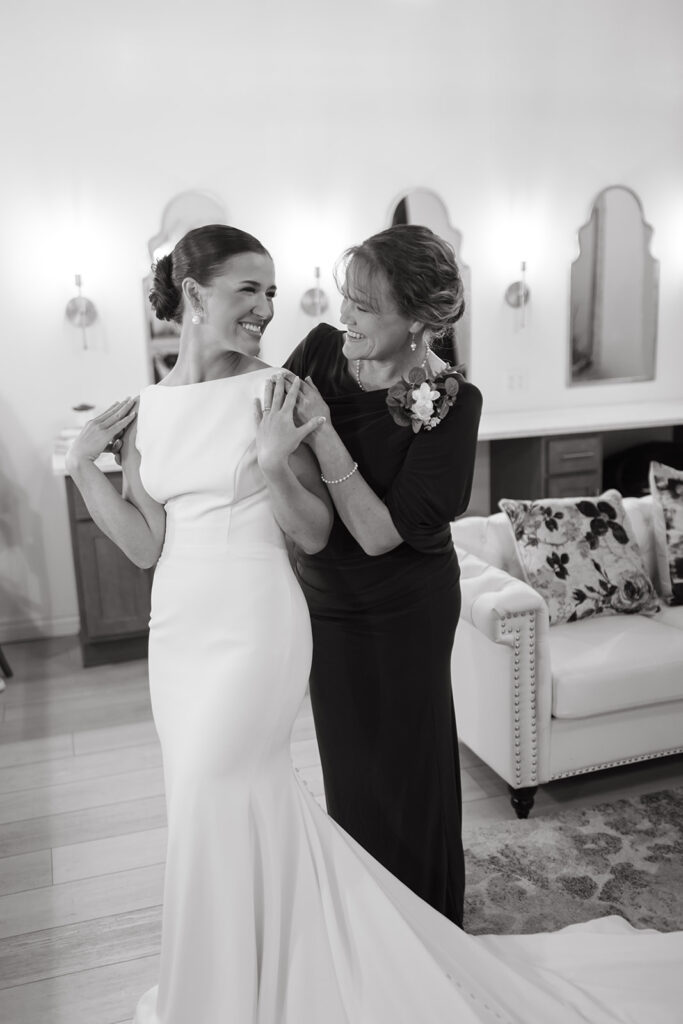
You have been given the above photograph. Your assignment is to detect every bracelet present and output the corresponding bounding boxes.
[321,462,358,485]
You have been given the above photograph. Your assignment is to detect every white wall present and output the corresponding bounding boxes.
[2,0,683,639]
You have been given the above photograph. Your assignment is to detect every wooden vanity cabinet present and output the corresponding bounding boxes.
[64,473,152,666]
[489,433,603,512]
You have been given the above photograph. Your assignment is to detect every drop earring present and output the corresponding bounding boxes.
[410,337,417,352]
[191,310,202,325]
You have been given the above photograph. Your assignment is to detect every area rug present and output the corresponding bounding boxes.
[463,787,683,935]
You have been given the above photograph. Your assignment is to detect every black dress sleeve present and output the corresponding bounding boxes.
[282,335,309,378]
[283,323,341,380]
[384,381,483,553]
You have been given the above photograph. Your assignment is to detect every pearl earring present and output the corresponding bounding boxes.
[191,311,201,325]
[409,337,417,352]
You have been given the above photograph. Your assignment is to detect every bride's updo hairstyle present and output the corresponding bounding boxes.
[149,225,270,324]
[336,224,465,347]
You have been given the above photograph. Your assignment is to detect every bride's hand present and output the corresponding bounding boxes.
[254,374,325,474]
[65,398,138,472]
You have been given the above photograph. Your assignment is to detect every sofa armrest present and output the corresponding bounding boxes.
[453,547,553,788]
[456,547,549,640]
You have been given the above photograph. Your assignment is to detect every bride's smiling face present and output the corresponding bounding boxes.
[196,252,277,355]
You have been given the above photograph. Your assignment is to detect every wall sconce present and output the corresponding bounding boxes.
[65,274,97,349]
[300,266,329,318]
[504,261,530,327]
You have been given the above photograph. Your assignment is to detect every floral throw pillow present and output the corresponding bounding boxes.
[649,461,683,605]
[498,489,660,625]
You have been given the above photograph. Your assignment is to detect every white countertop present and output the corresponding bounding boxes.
[52,398,683,475]
[477,399,683,442]
[52,451,120,476]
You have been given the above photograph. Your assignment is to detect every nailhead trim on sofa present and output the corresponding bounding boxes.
[550,747,683,780]
[499,610,539,786]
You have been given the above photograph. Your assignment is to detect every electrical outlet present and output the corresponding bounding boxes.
[506,371,525,390]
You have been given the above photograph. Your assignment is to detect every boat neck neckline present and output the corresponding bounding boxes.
[154,366,275,389]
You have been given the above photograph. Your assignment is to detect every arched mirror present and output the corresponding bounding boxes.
[389,189,471,375]
[569,186,658,386]
[143,191,228,382]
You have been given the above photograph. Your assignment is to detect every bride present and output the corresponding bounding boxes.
[66,224,683,1023]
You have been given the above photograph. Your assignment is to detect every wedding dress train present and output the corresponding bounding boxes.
[132,368,683,1023]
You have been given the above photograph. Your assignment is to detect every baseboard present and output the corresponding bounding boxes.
[0,615,80,643]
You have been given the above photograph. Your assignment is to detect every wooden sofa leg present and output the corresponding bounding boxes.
[508,785,538,819]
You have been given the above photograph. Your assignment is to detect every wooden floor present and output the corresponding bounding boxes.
[1,636,682,1024]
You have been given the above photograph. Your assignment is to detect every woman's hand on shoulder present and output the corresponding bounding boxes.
[254,374,326,474]
[66,398,138,473]
[298,375,330,426]
[278,373,331,447]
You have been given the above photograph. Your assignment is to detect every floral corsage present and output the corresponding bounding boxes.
[386,366,463,432]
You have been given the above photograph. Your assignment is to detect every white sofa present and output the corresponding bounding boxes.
[450,495,683,817]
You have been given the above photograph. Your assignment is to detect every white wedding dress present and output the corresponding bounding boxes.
[132,368,683,1024]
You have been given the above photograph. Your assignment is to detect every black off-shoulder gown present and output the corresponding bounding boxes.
[284,325,482,927]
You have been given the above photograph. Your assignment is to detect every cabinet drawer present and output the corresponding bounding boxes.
[546,435,601,476]
[69,472,123,520]
[546,472,602,499]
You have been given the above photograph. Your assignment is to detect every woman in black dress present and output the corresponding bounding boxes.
[284,225,482,927]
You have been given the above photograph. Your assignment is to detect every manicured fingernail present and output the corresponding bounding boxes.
[318,416,326,424]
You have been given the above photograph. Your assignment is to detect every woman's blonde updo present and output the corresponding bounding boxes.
[336,224,465,345]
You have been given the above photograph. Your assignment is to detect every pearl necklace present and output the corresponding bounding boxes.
[355,342,430,392]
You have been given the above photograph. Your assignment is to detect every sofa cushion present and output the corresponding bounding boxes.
[549,614,683,718]
[451,513,525,579]
[658,604,683,631]
[649,461,683,605]
[622,495,656,583]
[452,497,655,584]
[499,489,660,626]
